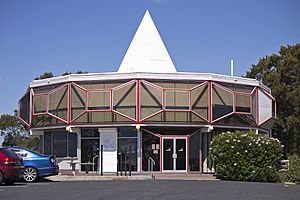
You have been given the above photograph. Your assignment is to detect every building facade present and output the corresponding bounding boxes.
[18,11,276,173]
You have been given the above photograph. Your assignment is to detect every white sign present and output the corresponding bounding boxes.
[100,132,117,151]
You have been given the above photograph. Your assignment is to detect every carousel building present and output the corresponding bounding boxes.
[18,11,276,173]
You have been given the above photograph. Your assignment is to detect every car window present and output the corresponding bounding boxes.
[11,149,28,157]
[2,149,18,158]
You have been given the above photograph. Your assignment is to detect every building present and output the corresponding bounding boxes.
[18,11,276,173]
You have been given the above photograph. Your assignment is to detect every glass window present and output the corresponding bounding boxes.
[113,82,136,119]
[212,84,233,121]
[272,101,276,118]
[19,91,30,124]
[44,132,52,155]
[252,91,257,122]
[68,133,78,157]
[235,94,251,113]
[33,84,62,95]
[53,131,67,157]
[165,90,189,110]
[33,95,47,114]
[32,115,65,127]
[44,130,77,158]
[189,133,200,171]
[191,85,209,120]
[88,91,110,110]
[118,128,137,138]
[216,82,254,93]
[71,85,86,120]
[140,82,162,120]
[142,130,160,171]
[81,129,100,138]
[48,86,68,121]
[118,138,137,172]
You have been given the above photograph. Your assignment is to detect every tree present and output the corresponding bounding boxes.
[0,112,39,151]
[245,43,300,156]
[34,72,54,80]
[36,70,88,79]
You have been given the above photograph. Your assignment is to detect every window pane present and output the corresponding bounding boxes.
[235,94,251,113]
[68,133,77,157]
[71,85,86,120]
[48,86,68,121]
[81,129,99,138]
[88,91,110,110]
[212,85,233,120]
[118,128,137,137]
[118,138,137,171]
[140,82,162,119]
[165,91,189,110]
[53,131,67,157]
[113,82,136,119]
[34,95,46,113]
[19,92,30,124]
[44,132,52,155]
[32,115,65,127]
[142,131,160,171]
[191,85,209,120]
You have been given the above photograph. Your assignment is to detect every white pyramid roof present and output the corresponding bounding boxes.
[118,10,177,73]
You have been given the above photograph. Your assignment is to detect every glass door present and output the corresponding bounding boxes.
[81,139,99,172]
[176,139,186,170]
[163,139,174,171]
[163,138,186,171]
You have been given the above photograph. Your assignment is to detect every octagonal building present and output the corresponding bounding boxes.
[18,11,276,173]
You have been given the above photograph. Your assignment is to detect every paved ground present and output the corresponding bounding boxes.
[0,180,299,200]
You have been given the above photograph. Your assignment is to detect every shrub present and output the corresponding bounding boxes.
[210,130,283,182]
[280,155,300,184]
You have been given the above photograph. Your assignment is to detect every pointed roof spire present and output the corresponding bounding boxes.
[118,10,177,73]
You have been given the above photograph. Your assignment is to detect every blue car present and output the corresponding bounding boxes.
[8,147,59,182]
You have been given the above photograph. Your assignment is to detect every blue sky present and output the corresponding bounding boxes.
[0,0,299,114]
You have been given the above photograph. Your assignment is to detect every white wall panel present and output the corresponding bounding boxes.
[258,89,272,124]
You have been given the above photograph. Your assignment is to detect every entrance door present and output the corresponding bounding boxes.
[163,138,186,171]
[81,139,99,172]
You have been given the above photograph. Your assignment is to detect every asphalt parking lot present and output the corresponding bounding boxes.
[0,180,299,200]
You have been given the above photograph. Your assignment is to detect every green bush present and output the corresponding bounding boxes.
[210,130,283,182]
[280,155,300,184]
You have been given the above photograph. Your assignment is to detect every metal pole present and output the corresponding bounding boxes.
[117,152,119,176]
[231,59,234,76]
[129,145,132,176]
[120,152,123,176]
[124,147,127,176]
[101,144,103,176]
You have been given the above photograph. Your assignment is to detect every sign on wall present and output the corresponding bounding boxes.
[100,132,117,151]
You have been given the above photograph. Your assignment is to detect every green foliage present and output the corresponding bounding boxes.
[34,72,54,80]
[0,113,39,151]
[0,114,18,129]
[210,130,283,182]
[280,155,300,184]
[245,44,300,156]
[35,70,88,80]
[2,133,40,151]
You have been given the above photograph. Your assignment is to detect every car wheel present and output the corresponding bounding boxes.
[23,167,38,182]
[0,172,3,185]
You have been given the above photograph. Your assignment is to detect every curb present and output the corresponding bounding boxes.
[46,175,153,182]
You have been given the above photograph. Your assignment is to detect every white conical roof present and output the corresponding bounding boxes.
[118,10,177,73]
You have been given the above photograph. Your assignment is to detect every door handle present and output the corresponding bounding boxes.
[172,154,177,159]
[178,148,184,152]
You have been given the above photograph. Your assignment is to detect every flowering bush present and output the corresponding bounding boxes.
[210,130,283,182]
[280,155,300,184]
